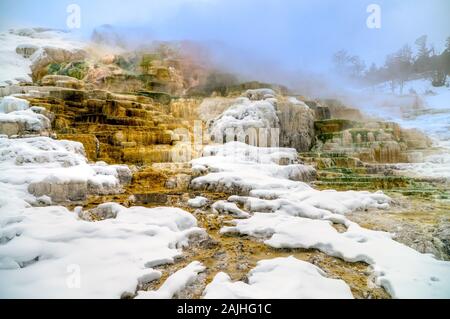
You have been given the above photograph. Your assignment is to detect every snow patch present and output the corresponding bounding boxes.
[0,109,51,135]
[212,200,250,218]
[0,136,130,201]
[191,142,316,194]
[187,196,208,208]
[203,256,353,299]
[136,261,205,299]
[0,203,204,298]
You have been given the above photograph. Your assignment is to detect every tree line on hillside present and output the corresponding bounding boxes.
[333,35,450,93]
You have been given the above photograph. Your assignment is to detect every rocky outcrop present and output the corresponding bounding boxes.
[313,119,431,164]
[31,47,87,81]
[0,97,52,137]
[22,88,197,164]
[169,98,201,120]
[197,97,236,122]
[401,128,433,149]
[319,99,365,121]
[28,178,88,202]
[0,110,51,137]
[41,75,85,89]
[304,100,331,120]
[27,162,131,203]
[207,90,280,146]
[278,97,315,152]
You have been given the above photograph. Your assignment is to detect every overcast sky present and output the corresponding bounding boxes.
[1,0,449,75]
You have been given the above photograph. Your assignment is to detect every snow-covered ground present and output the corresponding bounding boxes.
[0,96,130,196]
[191,142,317,193]
[207,89,279,145]
[136,261,205,299]
[0,203,204,298]
[0,28,84,86]
[0,96,205,298]
[203,256,353,299]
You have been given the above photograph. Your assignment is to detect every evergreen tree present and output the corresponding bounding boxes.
[414,35,432,74]
[442,37,450,77]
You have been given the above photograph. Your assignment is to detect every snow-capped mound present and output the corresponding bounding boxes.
[0,96,30,113]
[187,196,208,208]
[245,88,276,100]
[208,95,279,144]
[0,96,52,136]
[191,142,317,194]
[0,135,130,202]
[287,96,310,109]
[0,109,51,136]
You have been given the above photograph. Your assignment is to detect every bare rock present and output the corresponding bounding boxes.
[31,46,87,81]
[165,173,191,190]
[278,97,315,152]
[28,178,87,202]
[41,75,84,89]
[16,44,39,58]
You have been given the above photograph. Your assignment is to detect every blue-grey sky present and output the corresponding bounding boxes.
[1,0,449,74]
